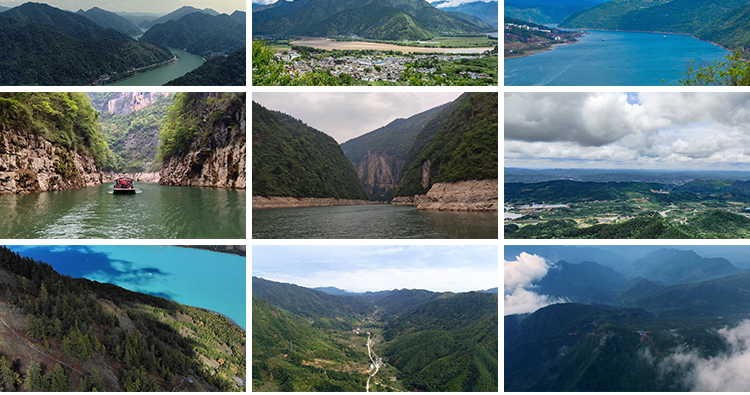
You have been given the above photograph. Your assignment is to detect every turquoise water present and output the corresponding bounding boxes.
[505,30,730,86]
[7,245,246,330]
[110,48,204,86]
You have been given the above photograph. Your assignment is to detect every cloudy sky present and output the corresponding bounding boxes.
[252,245,498,293]
[252,0,493,7]
[505,92,750,170]
[253,92,462,143]
[0,0,244,14]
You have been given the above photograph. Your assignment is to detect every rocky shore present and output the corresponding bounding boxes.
[253,196,374,209]
[0,131,101,194]
[102,172,160,183]
[392,179,498,211]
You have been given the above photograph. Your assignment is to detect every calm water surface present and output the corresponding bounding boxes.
[111,48,204,86]
[252,205,498,239]
[0,183,245,239]
[7,245,246,329]
[505,30,730,86]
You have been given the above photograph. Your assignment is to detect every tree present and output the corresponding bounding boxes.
[47,364,68,392]
[25,362,44,391]
[0,356,21,391]
[670,51,750,86]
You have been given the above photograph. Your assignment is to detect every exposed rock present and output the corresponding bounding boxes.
[0,131,102,194]
[97,92,171,116]
[253,196,374,209]
[159,93,246,188]
[394,179,498,211]
[102,172,160,183]
[391,196,414,205]
[355,151,403,197]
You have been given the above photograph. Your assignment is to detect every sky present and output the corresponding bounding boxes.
[0,0,244,14]
[251,0,494,7]
[505,92,750,171]
[252,245,498,293]
[252,92,462,143]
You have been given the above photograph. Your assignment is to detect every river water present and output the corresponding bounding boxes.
[0,183,245,239]
[7,245,246,329]
[110,48,204,86]
[252,205,498,239]
[505,30,730,85]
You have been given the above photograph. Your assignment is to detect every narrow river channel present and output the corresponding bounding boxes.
[110,48,204,86]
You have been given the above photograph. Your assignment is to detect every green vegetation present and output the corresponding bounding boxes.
[396,92,498,196]
[96,94,173,172]
[165,47,246,86]
[670,51,750,86]
[559,0,672,29]
[252,101,368,200]
[0,3,174,85]
[139,12,245,58]
[76,7,141,35]
[0,246,245,391]
[0,93,112,168]
[159,92,245,160]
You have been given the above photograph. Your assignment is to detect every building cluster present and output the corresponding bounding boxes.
[274,50,492,83]
[504,22,553,34]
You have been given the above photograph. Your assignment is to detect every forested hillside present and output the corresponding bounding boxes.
[0,246,245,391]
[0,2,173,85]
[76,7,141,35]
[139,12,245,58]
[395,92,498,197]
[165,47,246,86]
[252,101,368,200]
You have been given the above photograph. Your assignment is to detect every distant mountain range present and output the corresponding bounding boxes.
[138,5,218,29]
[433,0,497,27]
[253,0,493,40]
[140,11,245,58]
[76,6,141,35]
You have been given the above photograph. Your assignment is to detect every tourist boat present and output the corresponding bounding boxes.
[113,177,136,194]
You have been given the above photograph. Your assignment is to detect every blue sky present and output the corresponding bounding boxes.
[252,245,498,293]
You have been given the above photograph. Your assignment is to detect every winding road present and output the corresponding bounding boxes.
[366,333,379,392]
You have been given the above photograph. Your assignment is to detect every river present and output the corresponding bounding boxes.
[505,29,730,85]
[252,205,498,239]
[0,183,245,239]
[110,48,204,86]
[6,245,246,329]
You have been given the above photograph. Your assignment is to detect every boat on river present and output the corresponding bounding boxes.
[113,177,136,194]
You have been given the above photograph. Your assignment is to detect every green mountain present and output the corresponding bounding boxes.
[534,260,629,304]
[383,292,498,391]
[165,47,246,86]
[139,6,219,29]
[340,102,449,201]
[0,245,245,391]
[395,92,498,197]
[76,6,141,35]
[139,12,245,58]
[252,295,367,391]
[252,277,375,330]
[505,180,667,203]
[252,101,368,200]
[434,0,497,27]
[0,2,173,85]
[559,0,671,29]
[633,272,750,315]
[252,0,490,40]
[625,248,741,285]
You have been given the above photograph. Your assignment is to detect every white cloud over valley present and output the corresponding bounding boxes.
[504,252,565,315]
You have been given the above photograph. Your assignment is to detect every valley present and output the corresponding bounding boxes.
[505,245,750,391]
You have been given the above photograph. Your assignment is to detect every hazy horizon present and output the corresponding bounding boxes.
[252,92,463,144]
[252,245,498,293]
[0,0,245,15]
[251,0,495,7]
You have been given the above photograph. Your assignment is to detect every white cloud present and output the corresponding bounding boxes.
[430,0,496,8]
[660,320,750,391]
[504,253,565,315]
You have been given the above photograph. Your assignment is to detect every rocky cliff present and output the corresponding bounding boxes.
[354,151,404,198]
[89,92,171,116]
[0,131,102,194]
[159,93,246,188]
[392,179,498,211]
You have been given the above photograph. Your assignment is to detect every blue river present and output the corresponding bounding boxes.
[7,245,246,330]
[505,29,730,86]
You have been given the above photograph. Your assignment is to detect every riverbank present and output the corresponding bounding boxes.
[505,40,579,59]
[252,196,376,209]
[392,179,498,211]
[102,172,160,183]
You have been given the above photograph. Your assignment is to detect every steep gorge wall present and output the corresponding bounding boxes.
[0,131,101,194]
[355,151,405,198]
[392,179,498,211]
[159,93,246,188]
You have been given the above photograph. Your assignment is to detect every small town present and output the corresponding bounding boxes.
[274,50,494,83]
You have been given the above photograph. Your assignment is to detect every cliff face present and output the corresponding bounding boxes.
[354,151,405,198]
[89,92,171,116]
[159,93,246,188]
[0,131,101,194]
[392,179,498,211]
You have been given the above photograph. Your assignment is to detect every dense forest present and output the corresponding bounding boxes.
[0,246,245,391]
[139,12,245,58]
[395,92,498,197]
[253,277,498,392]
[165,47,246,86]
[252,101,368,200]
